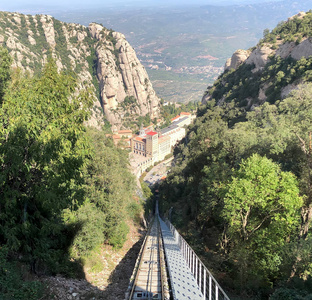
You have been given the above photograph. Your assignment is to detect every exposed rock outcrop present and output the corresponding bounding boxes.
[245,45,274,72]
[88,23,160,126]
[290,38,312,60]
[224,49,251,71]
[0,11,160,128]
[206,11,312,107]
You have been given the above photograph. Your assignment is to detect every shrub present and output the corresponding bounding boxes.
[269,288,303,300]
[0,247,43,300]
[108,221,129,249]
[64,203,106,257]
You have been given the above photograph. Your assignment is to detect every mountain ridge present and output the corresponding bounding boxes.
[202,10,312,113]
[0,11,160,128]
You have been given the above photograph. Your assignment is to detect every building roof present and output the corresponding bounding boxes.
[170,115,180,122]
[146,131,158,136]
[172,116,189,126]
[133,136,145,142]
[118,130,132,133]
[180,112,191,115]
[161,124,179,135]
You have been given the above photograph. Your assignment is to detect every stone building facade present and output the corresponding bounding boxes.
[130,113,194,176]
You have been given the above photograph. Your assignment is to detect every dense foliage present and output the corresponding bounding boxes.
[204,11,312,119]
[0,57,92,263]
[0,50,141,298]
[64,127,139,255]
[159,83,312,298]
[261,10,312,45]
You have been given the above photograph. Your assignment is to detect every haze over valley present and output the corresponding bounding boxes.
[1,0,311,102]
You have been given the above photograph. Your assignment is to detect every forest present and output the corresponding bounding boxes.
[0,47,142,299]
[159,84,312,299]
[158,13,312,299]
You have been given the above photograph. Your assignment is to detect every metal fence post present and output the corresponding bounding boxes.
[195,256,198,283]
[203,268,206,299]
[164,219,230,300]
[199,263,202,290]
[209,275,212,300]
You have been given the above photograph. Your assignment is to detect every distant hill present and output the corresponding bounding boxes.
[0,11,161,128]
[51,0,312,103]
[159,10,312,299]
[203,10,312,118]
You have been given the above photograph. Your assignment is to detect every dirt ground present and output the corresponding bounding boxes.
[41,222,145,300]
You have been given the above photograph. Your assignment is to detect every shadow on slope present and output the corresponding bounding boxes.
[100,235,144,300]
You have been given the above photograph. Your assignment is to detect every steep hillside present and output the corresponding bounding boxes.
[159,10,312,299]
[0,11,160,128]
[203,11,312,114]
[0,53,145,298]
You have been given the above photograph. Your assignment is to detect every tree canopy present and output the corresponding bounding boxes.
[159,82,312,297]
[0,51,142,298]
[0,58,93,258]
[223,154,302,284]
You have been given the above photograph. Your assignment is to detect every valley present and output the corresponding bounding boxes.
[50,0,312,102]
[1,1,312,299]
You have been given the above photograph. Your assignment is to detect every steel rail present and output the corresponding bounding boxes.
[127,218,166,300]
[157,217,170,300]
[127,218,154,300]
[158,223,165,300]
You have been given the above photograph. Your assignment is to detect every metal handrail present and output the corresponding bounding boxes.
[164,219,230,300]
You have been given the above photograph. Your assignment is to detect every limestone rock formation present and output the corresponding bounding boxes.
[224,49,251,71]
[290,38,312,60]
[245,45,274,72]
[205,11,312,107]
[0,11,160,128]
[88,23,160,126]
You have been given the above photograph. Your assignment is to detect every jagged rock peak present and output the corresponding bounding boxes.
[87,22,160,126]
[224,49,251,71]
[0,12,160,128]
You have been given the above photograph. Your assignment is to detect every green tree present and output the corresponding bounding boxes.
[64,128,137,255]
[223,154,303,284]
[0,47,12,103]
[0,58,93,267]
[278,84,312,238]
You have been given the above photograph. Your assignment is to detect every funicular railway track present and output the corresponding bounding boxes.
[126,217,170,300]
[126,199,230,300]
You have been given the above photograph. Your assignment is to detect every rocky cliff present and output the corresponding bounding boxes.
[0,11,160,128]
[224,49,251,71]
[203,11,312,108]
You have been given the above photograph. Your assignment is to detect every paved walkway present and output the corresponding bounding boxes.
[158,217,203,300]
